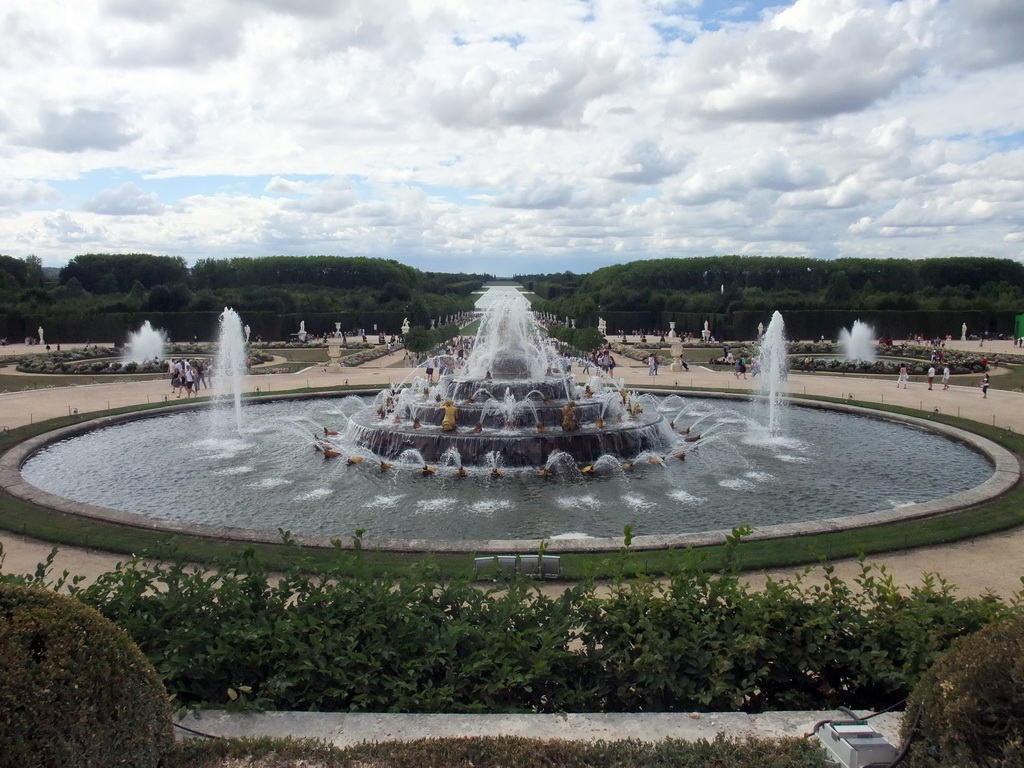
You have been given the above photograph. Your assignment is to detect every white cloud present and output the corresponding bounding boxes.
[18,108,137,153]
[0,180,61,209]
[99,2,247,67]
[82,183,165,215]
[427,33,636,128]
[41,211,108,243]
[674,0,937,122]
[609,138,687,184]
[939,0,1024,71]
[493,182,575,209]
[0,0,1021,271]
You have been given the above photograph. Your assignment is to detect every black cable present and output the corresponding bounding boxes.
[883,705,923,767]
[862,698,908,720]
[806,698,909,740]
[173,721,223,739]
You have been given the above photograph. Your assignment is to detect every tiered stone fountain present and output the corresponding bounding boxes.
[346,292,674,466]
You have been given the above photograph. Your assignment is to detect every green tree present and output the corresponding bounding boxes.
[24,255,44,287]
[403,327,433,355]
[144,283,192,312]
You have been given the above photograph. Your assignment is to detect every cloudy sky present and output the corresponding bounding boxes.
[1,0,1023,275]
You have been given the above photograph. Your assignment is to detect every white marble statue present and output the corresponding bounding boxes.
[961,322,967,341]
[244,324,251,343]
[37,326,44,345]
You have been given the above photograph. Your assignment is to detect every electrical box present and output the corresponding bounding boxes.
[816,721,898,768]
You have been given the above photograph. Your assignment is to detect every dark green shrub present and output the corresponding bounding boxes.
[903,612,1024,766]
[0,583,173,768]
[8,547,1016,716]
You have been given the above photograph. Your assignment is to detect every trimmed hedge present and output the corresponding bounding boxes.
[903,613,1024,766]
[9,550,1015,715]
[0,583,173,768]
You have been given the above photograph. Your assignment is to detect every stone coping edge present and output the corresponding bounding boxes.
[1,391,1017,554]
[175,710,904,748]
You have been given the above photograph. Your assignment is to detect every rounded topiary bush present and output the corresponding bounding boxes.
[902,613,1024,766]
[0,583,173,768]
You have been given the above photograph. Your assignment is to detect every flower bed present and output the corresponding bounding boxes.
[15,346,273,375]
[336,346,392,366]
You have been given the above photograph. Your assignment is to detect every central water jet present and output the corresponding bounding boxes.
[347,292,674,466]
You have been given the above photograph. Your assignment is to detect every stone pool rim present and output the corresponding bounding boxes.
[1,390,1018,554]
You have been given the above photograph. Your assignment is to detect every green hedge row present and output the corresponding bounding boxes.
[4,542,1018,715]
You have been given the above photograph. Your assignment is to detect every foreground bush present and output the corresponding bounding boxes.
[903,613,1024,766]
[3,546,1019,715]
[0,583,173,768]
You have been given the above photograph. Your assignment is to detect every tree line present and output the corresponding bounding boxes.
[1,252,1021,342]
[522,255,1024,323]
[0,254,492,337]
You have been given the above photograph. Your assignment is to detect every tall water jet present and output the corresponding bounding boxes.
[346,291,673,465]
[464,291,557,379]
[124,321,167,364]
[754,311,788,436]
[839,320,877,362]
[214,308,247,431]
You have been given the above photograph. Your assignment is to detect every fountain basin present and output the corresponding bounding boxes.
[8,392,1015,553]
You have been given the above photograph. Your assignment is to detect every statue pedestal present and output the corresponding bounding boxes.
[327,338,345,373]
[670,340,684,371]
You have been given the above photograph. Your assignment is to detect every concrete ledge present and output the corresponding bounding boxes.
[175,710,904,747]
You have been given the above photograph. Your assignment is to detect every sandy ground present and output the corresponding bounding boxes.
[1,337,1023,598]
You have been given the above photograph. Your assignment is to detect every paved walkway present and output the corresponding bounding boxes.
[1,338,1019,432]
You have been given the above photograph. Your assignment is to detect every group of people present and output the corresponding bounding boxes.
[583,349,618,376]
[421,338,477,383]
[168,358,212,397]
[899,362,990,397]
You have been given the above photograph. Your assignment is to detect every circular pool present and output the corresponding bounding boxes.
[13,392,1008,552]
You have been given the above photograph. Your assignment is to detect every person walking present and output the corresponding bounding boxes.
[184,362,197,398]
[927,365,935,390]
[896,363,909,389]
[942,365,950,390]
[981,373,990,398]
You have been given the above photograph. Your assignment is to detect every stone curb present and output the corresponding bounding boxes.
[175,710,905,748]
